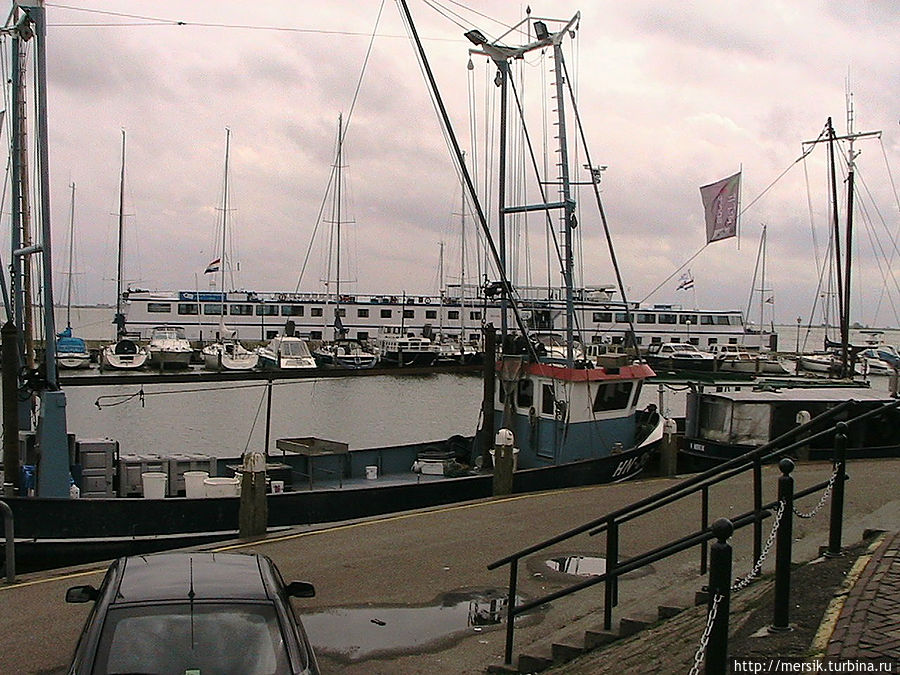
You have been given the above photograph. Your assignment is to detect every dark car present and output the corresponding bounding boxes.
[65,551,319,674]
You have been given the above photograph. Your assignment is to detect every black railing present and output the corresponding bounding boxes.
[0,499,14,583]
[487,397,900,665]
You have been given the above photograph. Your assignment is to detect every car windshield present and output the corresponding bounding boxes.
[92,602,300,675]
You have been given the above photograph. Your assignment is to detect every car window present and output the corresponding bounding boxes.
[91,602,298,675]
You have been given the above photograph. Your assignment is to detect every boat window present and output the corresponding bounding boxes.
[698,400,731,441]
[311,308,324,317]
[148,302,172,313]
[448,310,460,320]
[203,304,223,315]
[679,315,692,324]
[516,379,534,409]
[700,315,715,325]
[177,303,199,315]
[614,312,631,323]
[336,308,346,317]
[357,308,369,318]
[281,305,305,316]
[658,313,677,324]
[357,331,369,341]
[708,337,718,344]
[542,384,555,415]
[403,310,415,319]
[689,338,699,345]
[256,305,279,316]
[731,403,771,445]
[230,304,253,316]
[426,310,437,320]
[592,312,613,323]
[729,316,743,325]
[380,309,393,319]
[729,337,738,344]
[651,336,662,344]
[637,313,656,324]
[714,316,731,325]
[470,311,482,320]
[592,382,633,412]
[469,333,479,342]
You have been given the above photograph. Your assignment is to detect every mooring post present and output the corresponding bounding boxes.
[481,323,496,470]
[492,428,514,496]
[771,458,795,632]
[660,416,678,476]
[239,450,268,538]
[2,322,20,496]
[705,517,733,675]
[826,422,847,557]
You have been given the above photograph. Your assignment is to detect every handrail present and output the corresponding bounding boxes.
[0,500,14,583]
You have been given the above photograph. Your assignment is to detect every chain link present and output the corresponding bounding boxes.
[689,592,722,675]
[732,500,785,592]
[793,467,839,519]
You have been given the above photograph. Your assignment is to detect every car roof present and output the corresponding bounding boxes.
[113,552,272,604]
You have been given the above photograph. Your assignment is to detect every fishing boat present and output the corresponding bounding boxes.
[99,131,148,371]
[200,129,258,372]
[147,325,193,369]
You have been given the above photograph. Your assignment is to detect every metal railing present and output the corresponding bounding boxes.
[487,397,900,665]
[0,499,14,583]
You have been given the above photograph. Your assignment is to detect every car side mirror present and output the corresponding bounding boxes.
[285,581,315,598]
[66,585,99,603]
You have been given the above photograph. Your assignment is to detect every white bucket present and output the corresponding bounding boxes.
[365,465,378,480]
[141,471,168,499]
[184,471,209,498]
[271,480,285,494]
[203,476,240,497]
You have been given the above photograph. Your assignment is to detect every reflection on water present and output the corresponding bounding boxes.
[298,589,519,661]
[545,555,607,577]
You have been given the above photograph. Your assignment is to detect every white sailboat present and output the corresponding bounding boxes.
[56,182,91,370]
[100,130,149,371]
[201,128,257,371]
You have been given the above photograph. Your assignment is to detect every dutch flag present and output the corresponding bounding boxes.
[204,258,221,274]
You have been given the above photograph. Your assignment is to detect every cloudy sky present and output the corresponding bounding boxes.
[11,1,900,328]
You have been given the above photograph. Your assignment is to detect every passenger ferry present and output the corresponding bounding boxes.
[120,283,768,351]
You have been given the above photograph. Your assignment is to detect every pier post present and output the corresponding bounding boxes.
[239,450,268,538]
[480,323,496,470]
[492,429,514,496]
[771,458,794,632]
[705,517,733,675]
[660,416,678,476]
[826,422,847,557]
[2,322,20,495]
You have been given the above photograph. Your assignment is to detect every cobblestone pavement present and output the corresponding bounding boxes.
[826,531,900,661]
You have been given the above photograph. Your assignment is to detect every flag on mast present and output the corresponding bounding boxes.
[700,171,741,243]
[204,257,221,274]
[677,270,694,291]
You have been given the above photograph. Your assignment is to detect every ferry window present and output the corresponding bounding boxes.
[542,384,555,415]
[679,315,692,324]
[729,338,738,344]
[256,305,279,316]
[177,303,198,315]
[357,331,369,341]
[614,312,631,323]
[714,316,731,325]
[380,309,392,319]
[230,304,252,316]
[516,378,534,409]
[592,312,613,322]
[634,337,643,345]
[469,311,482,320]
[357,308,369,318]
[281,305,305,316]
[311,307,324,317]
[729,316,742,326]
[651,336,662,344]
[658,313,677,324]
[148,302,171,313]
[700,315,715,325]
[611,336,623,345]
[310,330,322,340]
[403,309,414,319]
[203,304,223,315]
[469,333,479,342]
[637,313,656,324]
[671,337,681,343]
[336,308,347,317]
[593,381,633,412]
[448,310,460,320]
[689,338,700,345]
[708,337,718,345]
[425,310,437,320]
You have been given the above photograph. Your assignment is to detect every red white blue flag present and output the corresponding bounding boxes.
[677,270,694,291]
[700,172,741,243]
[204,257,221,274]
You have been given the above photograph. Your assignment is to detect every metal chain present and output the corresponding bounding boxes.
[732,500,785,592]
[689,592,722,675]
[793,467,839,519]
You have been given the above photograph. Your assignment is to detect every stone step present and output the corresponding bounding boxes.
[619,614,655,637]
[516,647,554,673]
[584,627,618,650]
[658,604,684,620]
[551,637,585,664]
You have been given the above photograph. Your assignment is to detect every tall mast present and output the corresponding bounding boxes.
[65,181,75,329]
[114,129,126,337]
[219,127,231,335]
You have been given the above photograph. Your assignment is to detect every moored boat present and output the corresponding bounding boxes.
[147,326,193,369]
[256,333,317,370]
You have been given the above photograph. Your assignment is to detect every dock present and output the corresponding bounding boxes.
[2,457,898,674]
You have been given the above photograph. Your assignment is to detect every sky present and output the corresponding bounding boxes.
[6,1,900,328]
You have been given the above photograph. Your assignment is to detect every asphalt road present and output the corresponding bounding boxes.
[3,457,898,674]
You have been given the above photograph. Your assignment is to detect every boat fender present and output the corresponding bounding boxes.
[528,406,538,428]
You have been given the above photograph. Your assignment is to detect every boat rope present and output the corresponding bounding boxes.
[242,385,269,455]
[93,381,266,409]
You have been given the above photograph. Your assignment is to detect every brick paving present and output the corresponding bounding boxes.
[826,531,900,661]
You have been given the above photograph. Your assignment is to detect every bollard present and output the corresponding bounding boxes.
[239,450,268,539]
[825,422,847,557]
[492,428,515,496]
[705,517,733,675]
[660,417,678,476]
[771,458,795,632]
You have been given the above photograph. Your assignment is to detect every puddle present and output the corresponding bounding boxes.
[545,554,607,577]
[298,589,521,661]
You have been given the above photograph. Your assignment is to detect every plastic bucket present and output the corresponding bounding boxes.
[365,465,378,480]
[184,471,209,498]
[203,476,240,497]
[141,471,168,499]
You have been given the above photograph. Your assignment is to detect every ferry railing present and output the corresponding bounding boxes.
[487,397,900,665]
[0,499,14,583]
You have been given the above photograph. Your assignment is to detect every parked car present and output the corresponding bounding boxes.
[65,552,319,674]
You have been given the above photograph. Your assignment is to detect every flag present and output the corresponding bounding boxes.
[700,171,741,243]
[765,295,775,304]
[677,270,694,291]
[204,257,221,274]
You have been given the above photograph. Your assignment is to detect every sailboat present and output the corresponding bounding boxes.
[309,114,378,370]
[99,131,148,371]
[201,129,258,371]
[55,182,91,370]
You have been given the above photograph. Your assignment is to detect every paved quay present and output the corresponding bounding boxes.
[1,457,899,675]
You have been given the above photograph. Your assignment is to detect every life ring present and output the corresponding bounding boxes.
[277,293,287,302]
[424,297,431,304]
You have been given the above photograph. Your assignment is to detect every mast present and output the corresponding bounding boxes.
[335,113,343,341]
[218,127,231,338]
[65,181,75,329]
[114,129,126,338]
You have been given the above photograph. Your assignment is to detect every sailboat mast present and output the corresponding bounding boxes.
[842,91,857,378]
[460,152,467,338]
[219,127,230,333]
[333,113,344,340]
[65,182,75,329]
[115,129,126,337]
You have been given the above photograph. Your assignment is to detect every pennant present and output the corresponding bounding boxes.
[700,171,741,243]
[204,257,221,274]
[677,270,694,291]
[765,295,775,304]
